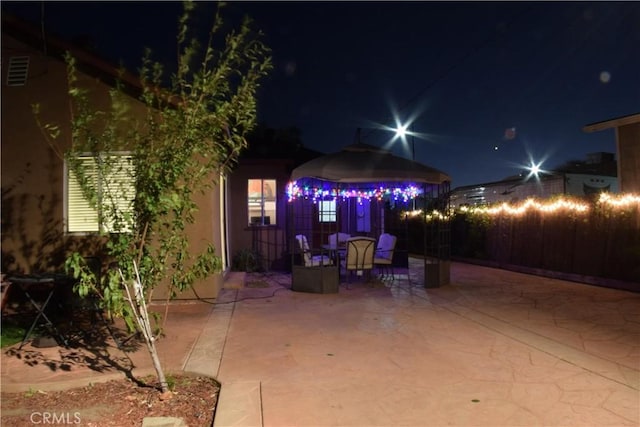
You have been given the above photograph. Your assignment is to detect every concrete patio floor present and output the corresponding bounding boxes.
[2,259,639,426]
[212,259,639,427]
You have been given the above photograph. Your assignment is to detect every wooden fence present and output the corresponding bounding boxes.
[448,204,640,285]
[406,199,640,287]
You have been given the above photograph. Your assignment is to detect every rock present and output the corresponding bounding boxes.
[141,417,187,427]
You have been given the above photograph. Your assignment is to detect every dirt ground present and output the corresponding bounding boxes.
[1,373,219,426]
[1,293,220,426]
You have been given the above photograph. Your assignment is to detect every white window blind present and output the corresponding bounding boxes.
[67,157,99,232]
[67,154,134,233]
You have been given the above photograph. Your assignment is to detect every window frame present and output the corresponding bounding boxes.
[65,152,135,234]
[318,199,337,223]
[247,178,277,227]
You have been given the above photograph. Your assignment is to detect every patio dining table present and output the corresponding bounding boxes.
[6,273,71,349]
[321,243,347,265]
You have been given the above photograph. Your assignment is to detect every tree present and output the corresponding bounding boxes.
[38,1,272,393]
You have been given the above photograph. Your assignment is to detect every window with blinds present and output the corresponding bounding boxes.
[66,154,135,233]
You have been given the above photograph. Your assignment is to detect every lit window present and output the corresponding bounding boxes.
[248,179,276,226]
[319,200,336,222]
[66,154,135,233]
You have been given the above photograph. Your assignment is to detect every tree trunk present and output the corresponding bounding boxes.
[120,264,169,393]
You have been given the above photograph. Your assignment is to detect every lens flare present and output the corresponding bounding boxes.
[599,71,611,83]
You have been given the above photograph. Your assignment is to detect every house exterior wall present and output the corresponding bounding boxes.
[155,177,224,300]
[1,32,224,300]
[617,122,640,193]
[2,33,88,272]
[227,158,293,271]
[583,113,640,195]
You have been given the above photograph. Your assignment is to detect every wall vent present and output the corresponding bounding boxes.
[6,56,30,86]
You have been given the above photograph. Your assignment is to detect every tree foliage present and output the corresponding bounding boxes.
[39,1,272,392]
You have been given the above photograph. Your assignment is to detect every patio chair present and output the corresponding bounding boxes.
[328,232,351,248]
[374,233,397,280]
[327,232,350,263]
[295,234,333,267]
[341,236,376,288]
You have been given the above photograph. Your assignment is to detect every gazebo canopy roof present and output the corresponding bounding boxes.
[290,142,451,185]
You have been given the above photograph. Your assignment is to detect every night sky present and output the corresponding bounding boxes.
[3,1,639,188]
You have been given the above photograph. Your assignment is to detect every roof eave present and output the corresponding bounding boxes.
[583,112,640,133]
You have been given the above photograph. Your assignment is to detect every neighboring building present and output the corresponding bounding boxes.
[450,152,618,208]
[1,14,228,299]
[583,113,640,194]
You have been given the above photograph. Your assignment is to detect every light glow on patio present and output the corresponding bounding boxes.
[286,181,422,203]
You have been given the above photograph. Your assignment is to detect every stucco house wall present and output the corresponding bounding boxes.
[1,16,224,300]
[227,158,294,271]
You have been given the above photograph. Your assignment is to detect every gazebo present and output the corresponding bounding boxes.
[287,141,451,293]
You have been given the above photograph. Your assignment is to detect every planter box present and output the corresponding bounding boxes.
[291,265,339,294]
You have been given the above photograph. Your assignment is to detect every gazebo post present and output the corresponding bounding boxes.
[424,182,451,288]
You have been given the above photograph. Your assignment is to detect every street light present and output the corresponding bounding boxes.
[392,122,418,210]
[523,154,550,182]
[393,123,415,161]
